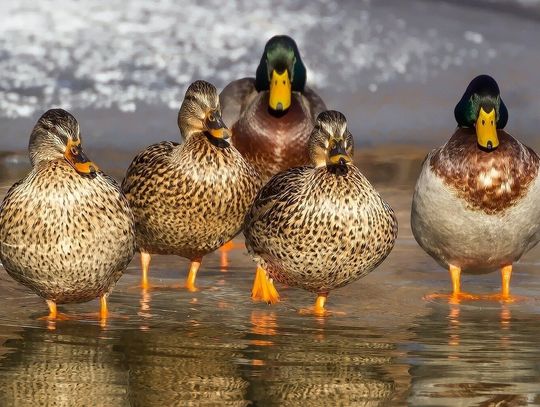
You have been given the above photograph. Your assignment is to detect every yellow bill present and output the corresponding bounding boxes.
[269,69,292,111]
[476,107,499,150]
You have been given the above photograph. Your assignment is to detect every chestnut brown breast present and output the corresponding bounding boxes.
[232,92,315,180]
[430,128,540,214]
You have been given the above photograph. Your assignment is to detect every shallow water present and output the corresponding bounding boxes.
[2,0,540,405]
[2,151,540,406]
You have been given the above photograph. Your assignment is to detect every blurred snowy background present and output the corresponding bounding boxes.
[0,0,540,152]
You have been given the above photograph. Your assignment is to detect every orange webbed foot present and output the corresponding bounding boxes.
[298,293,345,317]
[482,293,525,304]
[251,266,280,304]
[424,292,483,304]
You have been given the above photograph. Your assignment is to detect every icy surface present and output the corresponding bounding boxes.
[1,0,540,152]
[0,0,528,119]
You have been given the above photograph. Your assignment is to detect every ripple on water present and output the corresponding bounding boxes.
[1,183,540,405]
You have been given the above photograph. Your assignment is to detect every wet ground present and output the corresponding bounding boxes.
[2,150,540,406]
[2,0,540,405]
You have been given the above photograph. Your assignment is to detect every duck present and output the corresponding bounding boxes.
[243,110,398,314]
[122,80,261,291]
[411,74,540,301]
[220,35,327,180]
[0,109,135,321]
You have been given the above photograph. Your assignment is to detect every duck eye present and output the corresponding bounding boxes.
[70,146,79,156]
[208,113,215,122]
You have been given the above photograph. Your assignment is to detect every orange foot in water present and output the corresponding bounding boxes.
[299,293,345,317]
[251,266,280,304]
[424,292,482,304]
[219,240,245,271]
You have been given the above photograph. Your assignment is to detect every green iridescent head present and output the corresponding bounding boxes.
[255,35,307,112]
[454,75,508,151]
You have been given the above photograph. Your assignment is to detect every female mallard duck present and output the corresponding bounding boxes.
[0,109,135,320]
[122,80,261,291]
[243,111,398,314]
[220,35,327,180]
[411,75,540,301]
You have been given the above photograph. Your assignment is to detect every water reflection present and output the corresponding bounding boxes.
[240,310,404,406]
[408,302,540,405]
[2,149,540,405]
[119,323,249,406]
[0,324,128,406]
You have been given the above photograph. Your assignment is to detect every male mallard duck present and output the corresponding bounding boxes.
[0,109,135,320]
[122,80,261,291]
[411,75,540,301]
[220,35,327,180]
[243,111,398,314]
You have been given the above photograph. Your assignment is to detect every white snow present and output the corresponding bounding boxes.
[0,0,523,118]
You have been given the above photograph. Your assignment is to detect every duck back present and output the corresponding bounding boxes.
[123,137,261,259]
[244,165,398,292]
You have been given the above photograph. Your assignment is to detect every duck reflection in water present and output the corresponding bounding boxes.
[241,309,407,405]
[0,323,128,406]
[120,321,249,406]
[408,301,540,405]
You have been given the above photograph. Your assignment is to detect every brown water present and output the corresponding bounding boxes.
[1,149,540,406]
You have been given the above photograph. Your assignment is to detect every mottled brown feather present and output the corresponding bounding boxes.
[0,161,135,304]
[430,128,540,214]
[122,135,262,260]
[244,165,397,293]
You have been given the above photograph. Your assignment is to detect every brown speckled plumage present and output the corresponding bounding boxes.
[0,109,135,304]
[430,128,540,214]
[244,111,397,294]
[122,81,261,263]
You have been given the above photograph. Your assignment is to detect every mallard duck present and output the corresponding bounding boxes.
[411,75,540,301]
[243,111,398,314]
[122,80,261,291]
[220,35,327,180]
[0,109,135,320]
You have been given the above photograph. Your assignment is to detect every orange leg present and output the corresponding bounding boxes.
[425,265,479,303]
[450,264,461,295]
[100,295,109,320]
[99,295,109,327]
[251,266,280,304]
[219,240,235,271]
[141,251,151,290]
[485,265,519,302]
[501,265,511,299]
[46,300,57,319]
[314,293,327,315]
[185,257,202,292]
[299,292,343,316]
[40,300,69,321]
